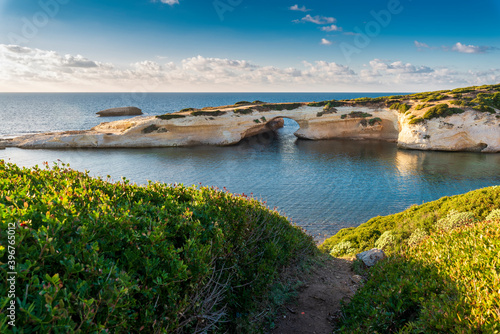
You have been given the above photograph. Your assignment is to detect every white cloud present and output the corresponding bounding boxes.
[321,24,342,32]
[414,41,497,54]
[320,38,332,45]
[294,14,336,25]
[157,0,179,5]
[451,42,492,54]
[0,44,498,92]
[289,4,311,12]
[414,40,430,49]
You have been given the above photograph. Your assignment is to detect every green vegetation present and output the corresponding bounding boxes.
[307,100,344,107]
[408,91,449,102]
[350,97,388,105]
[341,111,373,120]
[336,217,500,333]
[408,117,424,125]
[389,102,410,113]
[253,119,261,123]
[421,103,464,120]
[141,124,160,134]
[191,110,226,117]
[0,161,314,333]
[156,114,187,120]
[450,87,476,94]
[413,103,430,110]
[471,92,500,110]
[235,101,251,105]
[180,107,196,112]
[320,186,500,255]
[233,108,254,115]
[473,105,496,113]
[252,100,265,104]
[368,117,382,126]
[266,103,303,111]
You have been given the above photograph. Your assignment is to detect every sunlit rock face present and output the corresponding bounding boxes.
[1,101,498,152]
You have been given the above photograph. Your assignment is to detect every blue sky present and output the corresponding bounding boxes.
[0,0,499,92]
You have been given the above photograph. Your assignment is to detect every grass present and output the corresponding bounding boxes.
[335,218,500,333]
[320,186,500,255]
[0,161,315,333]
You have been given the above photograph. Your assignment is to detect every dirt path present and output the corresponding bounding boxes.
[270,255,363,334]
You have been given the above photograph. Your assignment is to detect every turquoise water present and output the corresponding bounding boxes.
[1,93,499,240]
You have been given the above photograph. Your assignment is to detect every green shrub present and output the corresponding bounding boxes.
[266,103,303,111]
[435,210,475,231]
[486,209,500,220]
[413,103,429,110]
[422,104,464,120]
[374,231,396,250]
[406,228,428,247]
[336,220,500,333]
[253,119,261,123]
[473,105,496,113]
[341,111,372,120]
[368,117,382,126]
[307,100,344,107]
[389,103,410,113]
[408,117,424,125]
[156,114,187,120]
[471,92,500,110]
[252,100,265,104]
[233,108,253,115]
[319,186,500,255]
[235,101,251,105]
[191,110,226,117]
[180,107,196,112]
[0,161,314,333]
[329,241,356,257]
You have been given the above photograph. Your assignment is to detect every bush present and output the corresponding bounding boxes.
[336,220,500,333]
[408,117,424,125]
[307,100,344,107]
[473,105,496,113]
[406,228,428,247]
[422,104,464,120]
[0,161,314,333]
[413,103,429,110]
[375,231,396,250]
[486,209,500,220]
[235,101,251,105]
[368,117,382,126]
[435,210,475,231]
[266,103,303,111]
[329,241,356,257]
[341,111,372,120]
[234,108,253,115]
[319,186,500,255]
[156,114,187,120]
[180,108,196,112]
[389,103,410,113]
[191,110,226,117]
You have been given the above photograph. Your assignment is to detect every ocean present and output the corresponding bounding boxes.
[1,92,499,241]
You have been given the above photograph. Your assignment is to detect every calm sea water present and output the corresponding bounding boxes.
[1,93,499,241]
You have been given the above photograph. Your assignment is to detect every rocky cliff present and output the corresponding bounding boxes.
[1,84,499,152]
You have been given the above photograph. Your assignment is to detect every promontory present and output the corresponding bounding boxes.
[1,84,499,152]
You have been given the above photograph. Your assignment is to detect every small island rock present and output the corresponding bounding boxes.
[356,248,386,267]
[97,107,142,117]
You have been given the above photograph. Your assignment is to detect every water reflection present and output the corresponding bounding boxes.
[1,121,499,241]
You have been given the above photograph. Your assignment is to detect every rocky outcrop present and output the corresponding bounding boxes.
[96,107,143,117]
[397,110,500,152]
[2,104,399,149]
[2,88,499,151]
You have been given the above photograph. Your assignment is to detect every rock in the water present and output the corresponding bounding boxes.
[356,248,386,267]
[96,107,142,117]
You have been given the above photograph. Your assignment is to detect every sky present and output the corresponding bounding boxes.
[0,0,499,92]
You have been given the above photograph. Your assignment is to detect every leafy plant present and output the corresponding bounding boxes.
[0,161,314,333]
[422,104,464,120]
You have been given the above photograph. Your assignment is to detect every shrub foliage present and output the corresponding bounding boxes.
[0,161,314,333]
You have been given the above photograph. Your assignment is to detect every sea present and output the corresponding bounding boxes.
[1,93,499,242]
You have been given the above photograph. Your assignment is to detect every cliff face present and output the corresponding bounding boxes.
[1,84,499,152]
[1,104,400,149]
[398,110,500,152]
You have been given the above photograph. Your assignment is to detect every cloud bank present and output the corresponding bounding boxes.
[0,44,498,92]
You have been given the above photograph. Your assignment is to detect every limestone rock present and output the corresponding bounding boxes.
[356,248,386,267]
[96,107,143,117]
